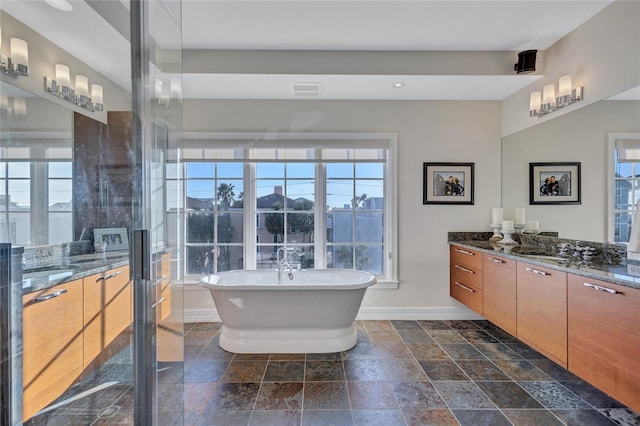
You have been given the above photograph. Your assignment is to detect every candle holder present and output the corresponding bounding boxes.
[489,224,503,242]
[514,224,525,234]
[499,229,518,245]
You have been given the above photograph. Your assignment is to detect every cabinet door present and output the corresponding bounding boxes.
[517,262,567,367]
[483,253,517,336]
[568,274,640,412]
[83,265,131,368]
[23,279,84,421]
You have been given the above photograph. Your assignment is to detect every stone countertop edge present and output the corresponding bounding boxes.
[448,240,640,291]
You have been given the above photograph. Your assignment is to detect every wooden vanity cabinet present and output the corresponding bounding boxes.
[450,245,483,315]
[568,274,640,412]
[156,253,172,321]
[517,262,568,367]
[83,265,132,368]
[22,279,84,421]
[482,253,517,336]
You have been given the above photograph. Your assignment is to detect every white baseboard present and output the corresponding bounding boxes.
[183,306,482,323]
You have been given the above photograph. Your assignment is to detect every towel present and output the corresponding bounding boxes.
[628,200,640,253]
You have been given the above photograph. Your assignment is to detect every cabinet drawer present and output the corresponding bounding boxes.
[23,279,84,420]
[517,262,567,367]
[482,253,517,336]
[450,280,483,315]
[451,262,482,290]
[450,245,482,270]
[83,266,132,368]
[568,274,640,412]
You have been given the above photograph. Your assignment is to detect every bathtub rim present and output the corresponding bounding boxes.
[199,268,377,290]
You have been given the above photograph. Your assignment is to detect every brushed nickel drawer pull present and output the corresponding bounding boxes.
[27,289,68,305]
[454,281,475,293]
[525,267,549,276]
[489,258,505,264]
[97,271,123,282]
[454,248,474,256]
[584,282,618,294]
[454,265,475,274]
[151,297,167,309]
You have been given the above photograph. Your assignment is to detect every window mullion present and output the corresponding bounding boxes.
[315,163,326,268]
[245,161,256,268]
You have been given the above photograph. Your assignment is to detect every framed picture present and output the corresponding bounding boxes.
[529,162,581,205]
[423,162,474,205]
[93,228,129,251]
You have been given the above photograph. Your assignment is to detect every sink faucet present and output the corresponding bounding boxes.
[276,247,303,281]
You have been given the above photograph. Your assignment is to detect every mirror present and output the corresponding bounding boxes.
[0,80,73,247]
[501,95,640,243]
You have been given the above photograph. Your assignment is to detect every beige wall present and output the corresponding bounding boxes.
[182,99,501,319]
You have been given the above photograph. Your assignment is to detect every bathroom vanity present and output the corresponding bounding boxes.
[21,250,174,421]
[449,235,639,413]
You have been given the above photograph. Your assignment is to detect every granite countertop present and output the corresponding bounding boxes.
[449,239,640,291]
[22,251,130,294]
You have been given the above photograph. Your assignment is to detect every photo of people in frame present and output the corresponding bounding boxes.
[433,171,465,196]
[539,171,571,196]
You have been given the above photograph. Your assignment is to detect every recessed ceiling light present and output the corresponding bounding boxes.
[45,0,73,12]
[392,82,406,88]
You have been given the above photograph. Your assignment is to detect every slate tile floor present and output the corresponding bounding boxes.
[26,320,640,425]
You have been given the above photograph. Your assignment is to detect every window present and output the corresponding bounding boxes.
[175,133,397,285]
[0,160,72,245]
[608,133,640,243]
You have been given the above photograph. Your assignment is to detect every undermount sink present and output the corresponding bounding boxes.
[520,254,568,262]
[23,265,79,280]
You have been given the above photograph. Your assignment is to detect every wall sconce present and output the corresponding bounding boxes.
[154,77,182,108]
[529,74,583,118]
[0,27,29,78]
[1,96,27,118]
[45,63,104,112]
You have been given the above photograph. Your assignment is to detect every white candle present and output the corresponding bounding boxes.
[492,208,503,225]
[514,208,525,225]
[502,220,514,231]
[526,220,539,231]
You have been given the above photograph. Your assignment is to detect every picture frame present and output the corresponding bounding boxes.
[93,228,130,251]
[423,162,474,205]
[529,162,581,205]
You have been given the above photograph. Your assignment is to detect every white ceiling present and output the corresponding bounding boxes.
[1,0,618,100]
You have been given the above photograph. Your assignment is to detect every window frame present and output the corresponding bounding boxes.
[180,132,398,288]
[607,132,640,243]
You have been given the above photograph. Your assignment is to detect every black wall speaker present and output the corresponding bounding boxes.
[514,50,537,74]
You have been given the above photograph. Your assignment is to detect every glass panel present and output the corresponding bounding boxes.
[187,162,214,178]
[286,211,314,242]
[287,182,315,206]
[256,179,285,203]
[217,162,243,178]
[257,245,279,269]
[262,211,285,241]
[8,162,29,178]
[356,163,383,178]
[216,246,244,271]
[614,212,632,243]
[187,245,216,275]
[615,162,633,178]
[257,162,284,178]
[48,162,72,178]
[186,180,215,207]
[356,212,383,242]
[187,212,215,243]
[327,212,353,243]
[286,163,314,178]
[216,179,243,208]
[327,179,353,209]
[328,245,354,269]
[356,180,384,207]
[48,212,72,243]
[48,179,72,208]
[218,212,244,242]
[8,180,29,210]
[327,163,354,178]
[357,245,384,274]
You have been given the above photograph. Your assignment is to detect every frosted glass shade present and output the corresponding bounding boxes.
[558,75,572,97]
[10,38,28,67]
[529,91,541,111]
[542,84,556,106]
[55,64,71,88]
[75,75,89,98]
[91,84,103,104]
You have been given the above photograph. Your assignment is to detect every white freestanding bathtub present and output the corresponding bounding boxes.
[199,269,376,353]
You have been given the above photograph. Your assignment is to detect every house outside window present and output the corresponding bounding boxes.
[174,133,398,286]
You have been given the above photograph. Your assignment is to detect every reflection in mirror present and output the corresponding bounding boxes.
[0,80,73,247]
[502,94,640,243]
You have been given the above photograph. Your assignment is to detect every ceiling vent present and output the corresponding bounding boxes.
[292,82,322,97]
